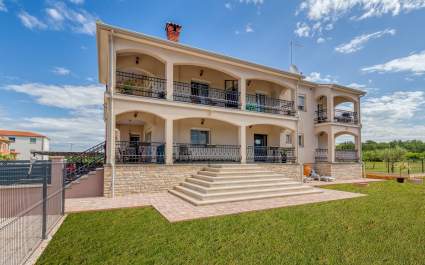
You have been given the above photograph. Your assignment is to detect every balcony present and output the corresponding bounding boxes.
[334,109,359,125]
[335,149,359,162]
[173,143,241,163]
[314,109,328,123]
[315,148,328,162]
[115,141,165,164]
[246,94,295,116]
[247,146,296,163]
[173,81,240,109]
[115,71,166,99]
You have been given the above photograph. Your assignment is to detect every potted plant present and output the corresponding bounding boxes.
[246,103,256,111]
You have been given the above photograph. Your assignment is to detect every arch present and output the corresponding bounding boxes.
[246,77,296,92]
[245,122,294,132]
[334,130,358,138]
[172,116,240,127]
[115,109,167,121]
[116,52,166,79]
[334,95,358,105]
[173,62,240,80]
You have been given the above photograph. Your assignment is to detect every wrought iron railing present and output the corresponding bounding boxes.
[115,71,166,99]
[115,141,165,164]
[173,81,240,109]
[315,148,328,162]
[173,143,241,163]
[246,94,295,116]
[335,149,359,162]
[334,109,359,124]
[247,146,296,163]
[65,141,105,184]
[314,109,328,123]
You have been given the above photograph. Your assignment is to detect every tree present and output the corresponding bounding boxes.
[381,147,407,173]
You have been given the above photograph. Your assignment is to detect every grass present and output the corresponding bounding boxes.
[37,181,425,265]
[364,161,425,175]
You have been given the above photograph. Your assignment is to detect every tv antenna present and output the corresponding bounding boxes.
[290,40,304,66]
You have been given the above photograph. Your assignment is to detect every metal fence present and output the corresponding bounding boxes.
[0,160,65,265]
[365,159,425,176]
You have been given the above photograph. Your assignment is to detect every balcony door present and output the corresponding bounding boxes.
[255,93,266,112]
[254,134,267,161]
[225,80,239,108]
[191,81,209,104]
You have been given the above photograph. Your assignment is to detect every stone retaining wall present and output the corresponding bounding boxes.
[103,163,304,197]
[313,162,363,180]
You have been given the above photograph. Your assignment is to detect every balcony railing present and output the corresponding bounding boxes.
[335,149,359,162]
[314,109,328,123]
[115,141,165,164]
[247,146,296,163]
[173,143,241,163]
[334,109,359,125]
[115,71,166,99]
[173,81,240,109]
[246,94,295,116]
[315,148,328,162]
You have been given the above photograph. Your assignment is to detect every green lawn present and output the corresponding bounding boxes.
[37,181,425,265]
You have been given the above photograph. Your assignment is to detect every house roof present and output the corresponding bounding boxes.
[96,21,366,97]
[0,130,47,138]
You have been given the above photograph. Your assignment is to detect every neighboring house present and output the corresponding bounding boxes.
[0,130,49,160]
[0,136,18,159]
[96,22,365,197]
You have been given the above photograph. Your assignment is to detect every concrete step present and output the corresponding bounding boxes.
[207,164,260,168]
[169,188,322,206]
[181,181,302,194]
[174,185,315,201]
[193,174,288,182]
[186,177,295,188]
[198,170,278,177]
[202,166,263,173]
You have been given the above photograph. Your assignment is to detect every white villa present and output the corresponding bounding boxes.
[0,130,49,160]
[96,22,365,203]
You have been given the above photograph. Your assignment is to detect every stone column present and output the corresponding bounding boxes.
[327,129,335,163]
[165,118,174,165]
[166,61,173,101]
[327,94,334,122]
[239,78,246,110]
[239,125,247,163]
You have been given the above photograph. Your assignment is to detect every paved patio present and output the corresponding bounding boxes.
[66,183,368,222]
[306,178,384,187]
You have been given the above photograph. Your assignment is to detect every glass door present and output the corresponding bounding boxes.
[254,134,267,161]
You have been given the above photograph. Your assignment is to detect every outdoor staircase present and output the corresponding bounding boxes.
[169,164,322,205]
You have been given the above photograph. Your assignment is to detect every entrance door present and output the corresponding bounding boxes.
[254,134,267,161]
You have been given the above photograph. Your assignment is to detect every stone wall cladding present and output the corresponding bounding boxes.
[261,164,302,181]
[104,164,204,197]
[313,162,363,180]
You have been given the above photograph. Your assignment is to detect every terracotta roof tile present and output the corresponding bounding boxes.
[0,130,47,138]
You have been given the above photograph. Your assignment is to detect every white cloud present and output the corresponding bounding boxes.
[239,0,264,5]
[52,67,71,76]
[362,91,425,141]
[45,2,97,35]
[245,23,254,33]
[1,83,105,150]
[18,11,47,30]
[335,28,396,54]
[316,37,326,43]
[234,30,240,35]
[298,0,425,22]
[4,83,104,109]
[225,2,232,9]
[305,72,338,83]
[294,22,310,37]
[69,0,84,4]
[0,0,7,12]
[362,50,425,74]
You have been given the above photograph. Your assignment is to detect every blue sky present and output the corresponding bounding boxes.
[0,0,424,151]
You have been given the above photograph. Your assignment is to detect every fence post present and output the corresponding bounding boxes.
[62,160,66,215]
[422,158,424,173]
[42,171,47,240]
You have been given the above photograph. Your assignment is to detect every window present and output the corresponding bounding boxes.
[298,95,306,111]
[286,134,292,144]
[191,130,210,145]
[298,134,304,147]
[8,137,15,143]
[30,137,37,144]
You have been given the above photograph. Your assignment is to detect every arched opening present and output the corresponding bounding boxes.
[334,132,359,162]
[173,117,240,163]
[334,96,359,124]
[315,131,329,162]
[245,79,295,116]
[116,52,167,99]
[246,124,296,163]
[173,64,240,109]
[315,95,328,123]
[115,111,165,164]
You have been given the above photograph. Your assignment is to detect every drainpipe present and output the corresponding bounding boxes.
[295,76,302,182]
[108,29,116,197]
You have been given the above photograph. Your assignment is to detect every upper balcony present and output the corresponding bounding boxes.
[114,52,296,118]
[314,95,360,126]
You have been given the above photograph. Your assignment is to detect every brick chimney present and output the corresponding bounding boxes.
[165,22,182,42]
